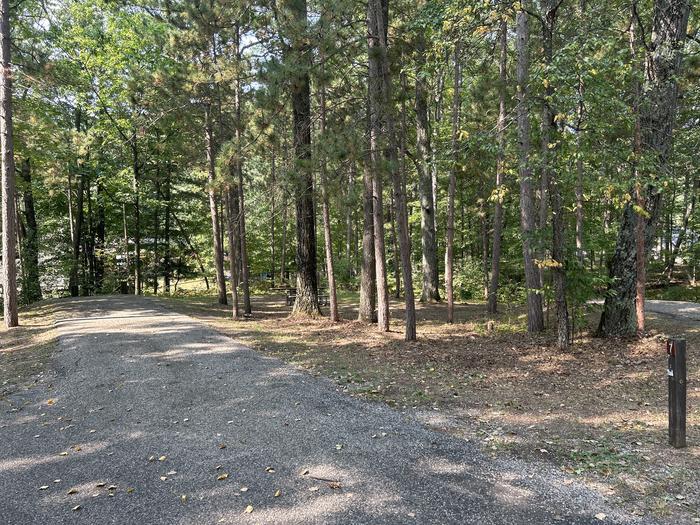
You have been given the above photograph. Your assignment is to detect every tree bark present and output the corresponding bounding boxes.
[368,0,416,340]
[516,7,545,333]
[487,21,507,315]
[598,0,690,336]
[19,158,41,303]
[205,104,228,305]
[415,30,439,303]
[284,0,320,316]
[358,158,377,322]
[131,137,142,295]
[446,42,460,323]
[226,183,240,318]
[319,58,339,322]
[0,0,17,326]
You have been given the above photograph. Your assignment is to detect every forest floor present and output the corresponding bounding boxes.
[160,291,700,525]
[0,295,652,525]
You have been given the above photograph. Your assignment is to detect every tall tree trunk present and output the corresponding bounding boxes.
[319,58,339,322]
[270,149,276,285]
[368,0,416,340]
[205,104,227,305]
[0,0,17,326]
[598,0,690,336]
[280,190,288,284]
[284,0,320,316]
[163,165,172,294]
[95,177,105,293]
[358,158,377,322]
[131,138,142,295]
[233,23,251,315]
[541,0,569,349]
[122,202,130,290]
[19,158,41,303]
[226,183,240,318]
[415,30,439,303]
[516,7,545,333]
[487,21,507,315]
[345,162,355,275]
[153,178,160,295]
[69,165,85,298]
[446,42,460,323]
[367,0,390,333]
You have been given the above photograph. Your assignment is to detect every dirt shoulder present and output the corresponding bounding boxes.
[0,299,64,401]
[158,293,698,524]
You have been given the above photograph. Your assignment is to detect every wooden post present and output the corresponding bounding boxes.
[667,338,687,448]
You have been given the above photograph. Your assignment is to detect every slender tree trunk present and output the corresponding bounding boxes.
[390,190,400,298]
[358,158,377,322]
[345,162,355,275]
[319,60,339,321]
[205,104,227,305]
[270,149,276,285]
[19,158,41,303]
[415,30,439,303]
[95,177,105,293]
[541,0,569,348]
[69,165,85,297]
[368,0,416,340]
[487,22,507,315]
[163,165,172,294]
[665,174,698,278]
[367,4,389,332]
[122,202,130,290]
[446,42,460,323]
[131,138,142,295]
[226,184,240,318]
[0,0,17,326]
[598,0,689,336]
[516,7,545,333]
[280,191,288,284]
[284,0,320,316]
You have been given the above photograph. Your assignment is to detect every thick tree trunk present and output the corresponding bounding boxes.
[598,0,690,336]
[284,0,320,316]
[446,43,460,323]
[415,31,439,303]
[205,105,227,305]
[0,0,17,326]
[19,158,41,303]
[487,21,507,315]
[368,0,416,340]
[516,8,545,333]
[358,159,377,322]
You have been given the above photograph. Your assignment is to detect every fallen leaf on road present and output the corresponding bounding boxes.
[309,486,319,492]
[39,486,49,491]
[72,505,81,512]
[595,513,606,521]
[158,456,167,462]
[244,505,253,514]
[217,473,229,481]
[180,495,187,503]
[265,467,275,473]
[240,487,248,492]
[274,490,281,497]
[96,482,106,488]
[67,488,78,495]
[218,443,226,449]
[160,476,168,481]
[328,481,342,490]
[166,471,177,476]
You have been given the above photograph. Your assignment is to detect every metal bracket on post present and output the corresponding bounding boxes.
[667,338,687,448]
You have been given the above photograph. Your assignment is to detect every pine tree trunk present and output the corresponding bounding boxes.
[415,31,439,303]
[205,105,228,305]
[284,0,320,316]
[368,0,416,340]
[163,165,172,294]
[131,138,142,296]
[358,158,377,322]
[95,177,105,293]
[19,158,41,303]
[598,0,690,336]
[1,0,17,326]
[446,42,460,324]
[516,8,545,333]
[319,65,339,322]
[69,166,84,298]
[487,21,506,315]
[226,184,240,319]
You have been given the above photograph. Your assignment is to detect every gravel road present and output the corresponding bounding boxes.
[0,296,655,524]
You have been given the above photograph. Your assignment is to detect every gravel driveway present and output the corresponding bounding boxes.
[0,296,655,524]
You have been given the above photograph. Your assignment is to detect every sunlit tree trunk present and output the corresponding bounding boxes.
[205,104,227,305]
[446,42,461,323]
